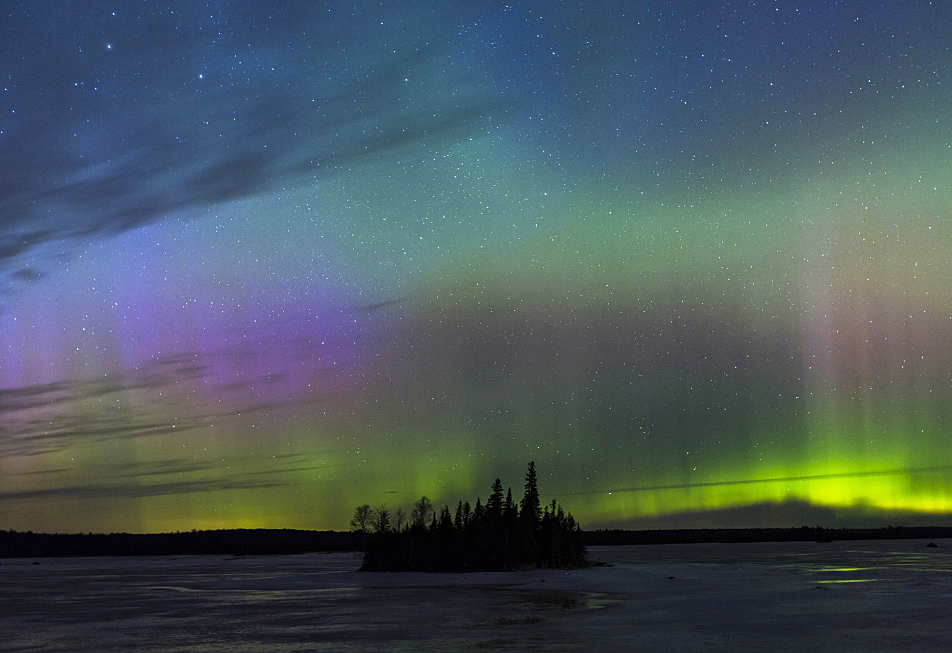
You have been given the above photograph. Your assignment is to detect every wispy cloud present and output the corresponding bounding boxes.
[0,453,341,502]
[0,348,331,457]
[0,3,507,283]
[0,477,283,502]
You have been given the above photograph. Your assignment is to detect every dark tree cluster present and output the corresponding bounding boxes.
[357,462,586,571]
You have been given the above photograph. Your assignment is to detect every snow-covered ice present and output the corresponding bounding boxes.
[3,539,951,651]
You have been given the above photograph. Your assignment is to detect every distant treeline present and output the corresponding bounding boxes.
[586,525,952,546]
[0,529,358,559]
[356,461,587,571]
[6,522,951,560]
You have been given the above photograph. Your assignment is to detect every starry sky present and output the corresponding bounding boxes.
[2,1,952,534]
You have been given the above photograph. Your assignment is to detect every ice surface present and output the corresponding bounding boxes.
[3,540,952,651]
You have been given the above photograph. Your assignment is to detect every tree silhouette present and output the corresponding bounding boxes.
[411,496,434,528]
[350,504,373,533]
[472,497,485,530]
[438,505,453,533]
[487,478,504,521]
[392,507,406,533]
[371,505,391,533]
[358,462,586,571]
[504,488,516,521]
[520,461,541,528]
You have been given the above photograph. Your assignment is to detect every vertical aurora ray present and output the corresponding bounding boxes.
[2,1,952,533]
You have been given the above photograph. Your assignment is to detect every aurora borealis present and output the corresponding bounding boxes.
[2,1,952,534]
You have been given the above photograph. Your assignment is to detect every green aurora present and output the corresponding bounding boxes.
[2,1,952,533]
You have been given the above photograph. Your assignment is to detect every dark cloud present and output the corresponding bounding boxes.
[9,467,71,477]
[0,354,204,414]
[109,458,214,479]
[0,2,507,279]
[0,349,324,457]
[2,411,208,458]
[355,298,406,312]
[0,453,338,502]
[0,476,284,503]
[11,268,42,282]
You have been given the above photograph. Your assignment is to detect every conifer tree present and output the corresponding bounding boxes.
[472,497,485,530]
[487,478,504,521]
[358,461,586,572]
[520,461,541,529]
[438,505,453,533]
[504,488,516,520]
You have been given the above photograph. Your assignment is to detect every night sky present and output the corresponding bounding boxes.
[2,1,952,534]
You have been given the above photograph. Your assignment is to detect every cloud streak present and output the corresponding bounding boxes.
[0,452,342,503]
[0,347,333,457]
[0,2,507,281]
[569,467,952,496]
[0,476,283,503]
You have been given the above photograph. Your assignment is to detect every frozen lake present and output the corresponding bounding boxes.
[3,539,952,651]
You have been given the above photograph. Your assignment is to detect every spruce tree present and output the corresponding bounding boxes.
[487,478,504,521]
[504,488,516,519]
[472,497,485,531]
[438,505,453,533]
[358,460,586,571]
[520,461,541,528]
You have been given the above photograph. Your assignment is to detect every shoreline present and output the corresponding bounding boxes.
[4,525,952,559]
